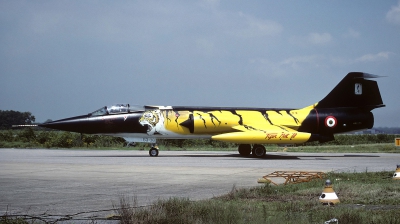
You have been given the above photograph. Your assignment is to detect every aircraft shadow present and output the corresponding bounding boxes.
[64,153,299,160]
[63,152,379,160]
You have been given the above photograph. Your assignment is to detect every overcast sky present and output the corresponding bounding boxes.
[1,1,399,127]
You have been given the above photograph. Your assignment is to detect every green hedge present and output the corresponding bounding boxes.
[302,134,399,146]
[0,128,399,148]
[0,129,126,148]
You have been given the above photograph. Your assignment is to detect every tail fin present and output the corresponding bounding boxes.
[316,72,385,110]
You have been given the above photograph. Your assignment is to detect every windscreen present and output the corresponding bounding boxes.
[90,106,108,116]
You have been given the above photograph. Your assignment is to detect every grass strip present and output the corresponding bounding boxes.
[115,171,400,224]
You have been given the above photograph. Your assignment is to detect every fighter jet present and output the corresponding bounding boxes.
[39,72,385,157]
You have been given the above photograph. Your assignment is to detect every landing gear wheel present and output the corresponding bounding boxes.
[252,144,266,158]
[238,144,251,156]
[149,147,159,157]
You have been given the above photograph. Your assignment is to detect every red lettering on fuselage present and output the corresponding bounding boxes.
[279,133,289,140]
[265,133,278,140]
[290,133,297,140]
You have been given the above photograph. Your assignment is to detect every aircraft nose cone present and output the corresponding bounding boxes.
[38,115,90,133]
[38,120,69,130]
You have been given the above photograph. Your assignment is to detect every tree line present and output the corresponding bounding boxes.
[0,110,35,129]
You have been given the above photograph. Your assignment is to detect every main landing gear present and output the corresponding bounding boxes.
[238,144,266,158]
[149,144,159,157]
[148,144,265,158]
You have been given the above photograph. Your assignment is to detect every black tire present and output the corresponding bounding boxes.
[149,147,159,157]
[252,144,266,158]
[238,144,251,156]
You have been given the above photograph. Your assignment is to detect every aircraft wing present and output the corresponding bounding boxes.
[212,123,312,144]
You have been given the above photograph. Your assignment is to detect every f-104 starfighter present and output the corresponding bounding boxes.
[39,72,385,157]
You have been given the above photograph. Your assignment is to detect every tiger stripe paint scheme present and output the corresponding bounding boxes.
[39,72,385,157]
[137,105,315,144]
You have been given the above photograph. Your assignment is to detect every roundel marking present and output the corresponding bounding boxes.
[325,116,337,128]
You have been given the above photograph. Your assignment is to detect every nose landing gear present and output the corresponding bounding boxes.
[149,144,159,157]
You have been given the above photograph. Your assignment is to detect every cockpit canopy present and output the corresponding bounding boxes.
[108,104,130,114]
[89,104,145,117]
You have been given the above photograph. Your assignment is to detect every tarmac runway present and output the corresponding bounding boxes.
[0,148,399,221]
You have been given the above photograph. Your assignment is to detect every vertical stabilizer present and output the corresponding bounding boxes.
[316,72,385,110]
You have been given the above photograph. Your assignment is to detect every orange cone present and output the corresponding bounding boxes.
[319,180,339,205]
[393,165,400,180]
